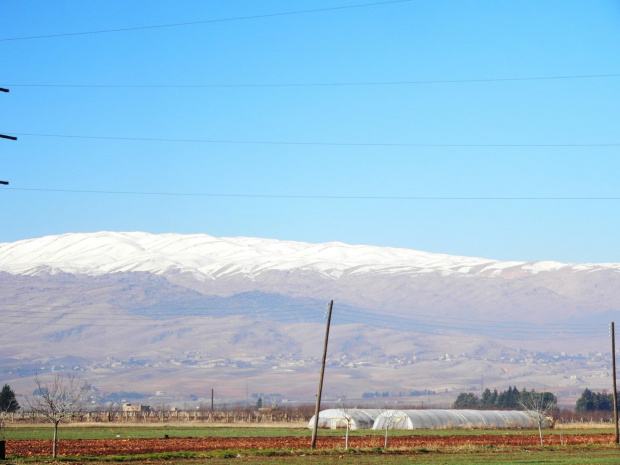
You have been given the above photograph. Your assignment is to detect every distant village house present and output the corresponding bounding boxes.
[122,403,151,413]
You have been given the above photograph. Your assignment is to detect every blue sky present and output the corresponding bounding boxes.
[1,0,620,262]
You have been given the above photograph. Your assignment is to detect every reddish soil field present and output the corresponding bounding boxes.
[10,433,615,457]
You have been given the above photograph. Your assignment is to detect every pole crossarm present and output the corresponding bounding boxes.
[2,88,14,185]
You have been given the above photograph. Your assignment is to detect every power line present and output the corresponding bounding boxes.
[0,0,414,42]
[0,303,319,313]
[334,308,605,332]
[1,301,608,341]
[0,308,324,321]
[1,304,607,335]
[2,304,604,327]
[1,306,602,330]
[333,311,603,335]
[4,73,620,89]
[3,313,605,339]
[355,307,605,328]
[331,316,605,340]
[1,88,13,185]
[3,316,324,327]
[4,132,619,147]
[4,187,620,200]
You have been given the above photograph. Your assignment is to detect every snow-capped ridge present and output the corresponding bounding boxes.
[0,231,619,280]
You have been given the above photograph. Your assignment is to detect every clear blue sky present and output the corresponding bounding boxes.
[2,0,620,262]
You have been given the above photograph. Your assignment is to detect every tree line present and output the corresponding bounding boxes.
[575,388,619,412]
[453,386,557,410]
[362,389,436,399]
[454,387,620,413]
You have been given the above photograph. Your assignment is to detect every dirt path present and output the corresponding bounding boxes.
[10,433,615,457]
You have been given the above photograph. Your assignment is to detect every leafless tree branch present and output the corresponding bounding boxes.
[27,374,88,458]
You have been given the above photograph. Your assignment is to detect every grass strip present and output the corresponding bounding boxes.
[3,425,615,441]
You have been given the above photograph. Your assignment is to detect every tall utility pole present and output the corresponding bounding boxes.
[1,87,15,185]
[611,322,619,444]
[311,300,334,450]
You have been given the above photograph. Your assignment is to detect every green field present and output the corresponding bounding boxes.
[145,449,620,465]
[2,425,614,440]
[7,447,620,465]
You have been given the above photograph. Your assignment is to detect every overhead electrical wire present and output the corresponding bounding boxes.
[3,304,604,331]
[2,305,326,325]
[4,73,620,88]
[0,303,319,313]
[333,310,604,334]
[0,312,324,323]
[0,306,604,330]
[4,132,619,147]
[4,187,620,201]
[334,315,604,336]
[333,309,605,333]
[1,304,607,337]
[346,307,605,328]
[2,303,606,328]
[4,316,605,340]
[4,315,324,327]
[0,309,325,322]
[325,315,606,340]
[0,292,609,338]
[0,0,415,42]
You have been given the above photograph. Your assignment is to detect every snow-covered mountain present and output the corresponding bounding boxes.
[1,232,618,403]
[2,231,620,324]
[1,231,618,279]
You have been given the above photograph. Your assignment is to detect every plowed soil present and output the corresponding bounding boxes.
[10,433,615,457]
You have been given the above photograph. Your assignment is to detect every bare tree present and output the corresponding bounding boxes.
[335,400,355,450]
[518,390,556,446]
[381,409,397,448]
[27,374,89,458]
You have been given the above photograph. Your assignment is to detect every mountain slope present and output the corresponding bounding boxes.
[2,231,619,322]
[0,232,617,404]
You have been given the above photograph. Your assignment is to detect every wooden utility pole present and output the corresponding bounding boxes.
[612,322,619,444]
[311,300,333,450]
[1,87,14,185]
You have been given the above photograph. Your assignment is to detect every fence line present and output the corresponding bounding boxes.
[3,409,312,425]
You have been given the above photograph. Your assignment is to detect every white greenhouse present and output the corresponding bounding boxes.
[372,409,552,430]
[308,408,383,430]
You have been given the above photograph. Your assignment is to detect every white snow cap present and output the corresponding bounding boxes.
[0,231,617,279]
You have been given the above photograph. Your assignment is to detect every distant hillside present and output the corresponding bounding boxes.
[0,232,616,405]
